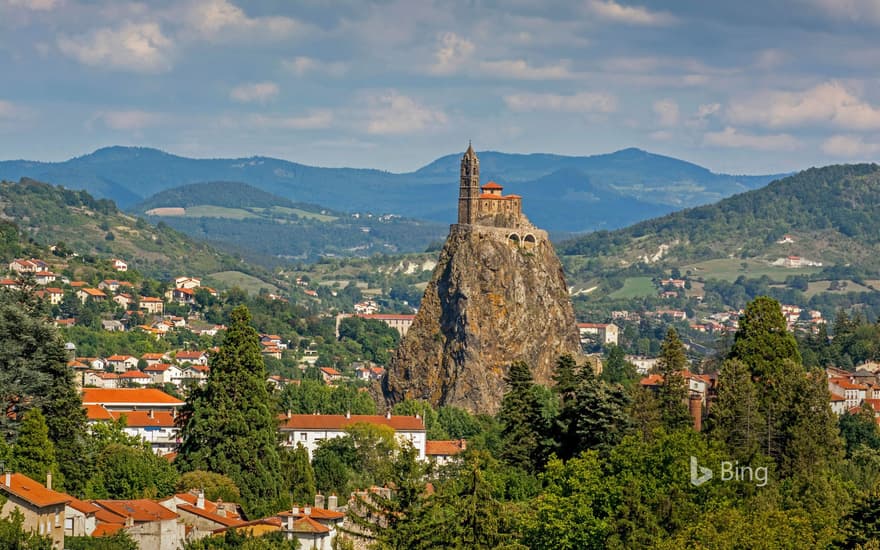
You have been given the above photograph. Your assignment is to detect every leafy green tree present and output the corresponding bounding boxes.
[393,400,447,439]
[0,509,53,550]
[656,328,692,431]
[184,529,299,549]
[282,443,316,506]
[65,531,138,550]
[497,362,548,471]
[9,409,60,485]
[86,443,178,499]
[312,440,352,497]
[707,359,765,461]
[437,406,482,441]
[176,305,287,518]
[839,486,880,548]
[840,403,880,457]
[600,345,638,388]
[176,471,242,504]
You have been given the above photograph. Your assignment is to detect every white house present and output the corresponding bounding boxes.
[577,323,619,346]
[111,259,128,272]
[143,363,184,386]
[106,355,139,373]
[175,350,208,366]
[278,413,426,460]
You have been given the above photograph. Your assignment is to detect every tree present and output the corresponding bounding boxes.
[65,531,138,550]
[176,305,286,517]
[839,403,880,457]
[176,471,241,504]
[497,362,548,471]
[0,509,53,550]
[656,328,692,431]
[86,443,178,499]
[600,345,638,388]
[282,443,316,506]
[729,296,801,382]
[707,359,765,462]
[9,409,60,485]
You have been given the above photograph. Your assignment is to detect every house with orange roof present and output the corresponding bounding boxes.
[65,497,101,537]
[114,410,180,455]
[829,377,869,410]
[175,350,208,366]
[33,271,56,285]
[274,504,343,550]
[39,287,65,305]
[577,322,619,345]
[830,393,847,415]
[118,370,152,386]
[319,367,343,385]
[83,371,119,389]
[425,439,467,466]
[76,288,107,304]
[262,345,283,360]
[139,296,165,315]
[106,354,139,372]
[159,491,244,542]
[141,352,170,366]
[174,276,201,290]
[92,499,183,550]
[0,472,72,548]
[111,258,128,272]
[144,363,184,385]
[81,388,185,412]
[113,293,134,309]
[169,287,196,305]
[98,279,123,293]
[279,412,426,460]
[178,364,210,387]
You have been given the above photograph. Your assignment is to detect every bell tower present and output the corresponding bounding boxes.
[458,142,480,225]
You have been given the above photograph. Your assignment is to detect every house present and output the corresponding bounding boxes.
[54,318,76,328]
[83,371,119,389]
[114,410,180,455]
[0,278,20,290]
[34,271,57,285]
[69,281,88,288]
[153,320,173,333]
[106,354,139,373]
[777,234,795,244]
[425,439,467,466]
[111,258,128,272]
[262,346,283,360]
[118,370,153,386]
[261,334,286,349]
[101,319,125,332]
[65,497,101,537]
[175,350,208,366]
[660,278,686,289]
[0,472,71,549]
[320,367,343,385]
[92,499,184,550]
[98,280,123,293]
[577,323,619,346]
[144,363,184,385]
[830,394,847,415]
[276,504,344,550]
[9,258,49,273]
[829,377,869,410]
[112,293,134,309]
[159,491,243,542]
[178,365,210,387]
[626,355,660,375]
[169,287,196,305]
[141,352,170,366]
[139,296,165,315]
[174,276,201,290]
[165,315,187,328]
[279,412,426,460]
[355,364,385,382]
[267,375,296,390]
[76,288,107,304]
[304,289,319,298]
[81,388,185,412]
[41,287,65,305]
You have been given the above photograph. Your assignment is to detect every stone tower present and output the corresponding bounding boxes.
[457,142,480,225]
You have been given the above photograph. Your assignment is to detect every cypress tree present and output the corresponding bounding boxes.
[728,296,801,382]
[283,443,316,506]
[176,305,286,517]
[707,359,765,461]
[656,328,692,431]
[497,361,546,471]
[9,409,60,484]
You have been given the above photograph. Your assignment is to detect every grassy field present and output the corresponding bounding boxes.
[266,206,337,222]
[609,276,656,299]
[208,271,280,294]
[684,259,821,282]
[804,280,875,299]
[183,206,260,220]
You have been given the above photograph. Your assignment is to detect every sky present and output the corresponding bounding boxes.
[1,0,880,174]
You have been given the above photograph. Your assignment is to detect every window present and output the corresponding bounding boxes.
[55,511,61,527]
[65,517,73,531]
[300,433,307,441]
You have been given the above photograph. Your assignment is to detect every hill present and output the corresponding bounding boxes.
[0,177,279,285]
[560,164,880,273]
[0,146,782,233]
[131,182,446,263]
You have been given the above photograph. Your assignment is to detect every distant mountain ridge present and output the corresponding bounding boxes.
[0,146,784,233]
[559,163,880,270]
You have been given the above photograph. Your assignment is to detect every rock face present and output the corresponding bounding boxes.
[383,224,581,414]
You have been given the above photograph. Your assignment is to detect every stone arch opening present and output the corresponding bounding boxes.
[523,234,537,248]
[508,233,521,246]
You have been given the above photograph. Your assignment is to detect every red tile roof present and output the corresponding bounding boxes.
[144,363,174,372]
[94,499,178,522]
[278,507,344,521]
[279,414,425,431]
[320,367,342,377]
[481,181,503,190]
[175,351,206,359]
[425,440,467,456]
[68,497,102,515]
[107,355,135,362]
[177,503,243,527]
[92,523,125,537]
[82,388,184,406]
[80,288,107,297]
[140,297,163,302]
[213,517,282,535]
[118,370,151,379]
[0,473,72,508]
[114,410,176,428]
[290,515,330,534]
[85,404,115,421]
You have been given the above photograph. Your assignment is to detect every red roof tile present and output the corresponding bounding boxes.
[0,473,72,507]
[94,499,178,522]
[85,404,115,421]
[92,523,125,537]
[82,388,184,406]
[68,497,102,515]
[113,410,176,428]
[177,503,243,527]
[278,507,344,521]
[425,440,466,456]
[279,414,425,431]
[481,181,503,190]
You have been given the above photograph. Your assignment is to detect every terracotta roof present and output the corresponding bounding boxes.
[478,193,517,200]
[92,523,125,537]
[278,507,344,521]
[175,351,206,359]
[290,515,331,534]
[113,410,176,428]
[213,517,282,535]
[45,287,64,294]
[177,503,243,527]
[80,288,107,297]
[140,297,163,302]
[68,497,102,515]
[68,360,88,369]
[831,378,868,390]
[118,370,151,379]
[144,363,174,372]
[830,394,846,402]
[93,507,126,524]
[141,353,166,360]
[82,388,185,406]
[425,440,466,456]
[481,181,503,190]
[85,404,115,421]
[162,452,177,462]
[279,414,425,431]
[320,367,342,376]
[0,473,72,508]
[70,281,88,287]
[107,355,135,362]
[94,499,178,522]
[640,374,664,386]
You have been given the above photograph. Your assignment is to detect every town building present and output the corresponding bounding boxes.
[0,472,71,548]
[577,322,619,345]
[278,413,426,460]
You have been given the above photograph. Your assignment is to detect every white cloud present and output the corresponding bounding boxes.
[57,22,173,73]
[754,49,787,70]
[503,92,617,113]
[365,92,447,135]
[93,110,164,130]
[429,32,475,76]
[821,134,880,157]
[653,98,679,127]
[281,56,347,77]
[247,110,334,130]
[809,0,880,25]
[3,0,60,10]
[704,126,800,151]
[585,0,676,26]
[697,103,721,118]
[727,81,880,130]
[181,0,301,39]
[230,82,279,103]
[479,59,574,80]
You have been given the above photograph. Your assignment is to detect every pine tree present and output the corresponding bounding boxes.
[176,305,286,517]
[573,366,631,453]
[600,345,638,387]
[552,355,580,459]
[9,409,60,484]
[729,296,801,382]
[283,443,316,506]
[656,328,692,431]
[497,361,547,471]
[707,359,765,461]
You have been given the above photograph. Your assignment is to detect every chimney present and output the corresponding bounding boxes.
[148,409,154,419]
[345,411,350,419]
[292,506,299,516]
[385,410,391,420]
[459,439,467,451]
[287,410,292,419]
[287,515,293,531]
[328,495,337,511]
[689,394,703,432]
[5,472,10,487]
[196,490,205,509]
[46,472,52,491]
[303,506,311,516]
[315,494,325,509]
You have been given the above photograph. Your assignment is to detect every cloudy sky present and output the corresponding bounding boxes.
[1,0,880,174]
